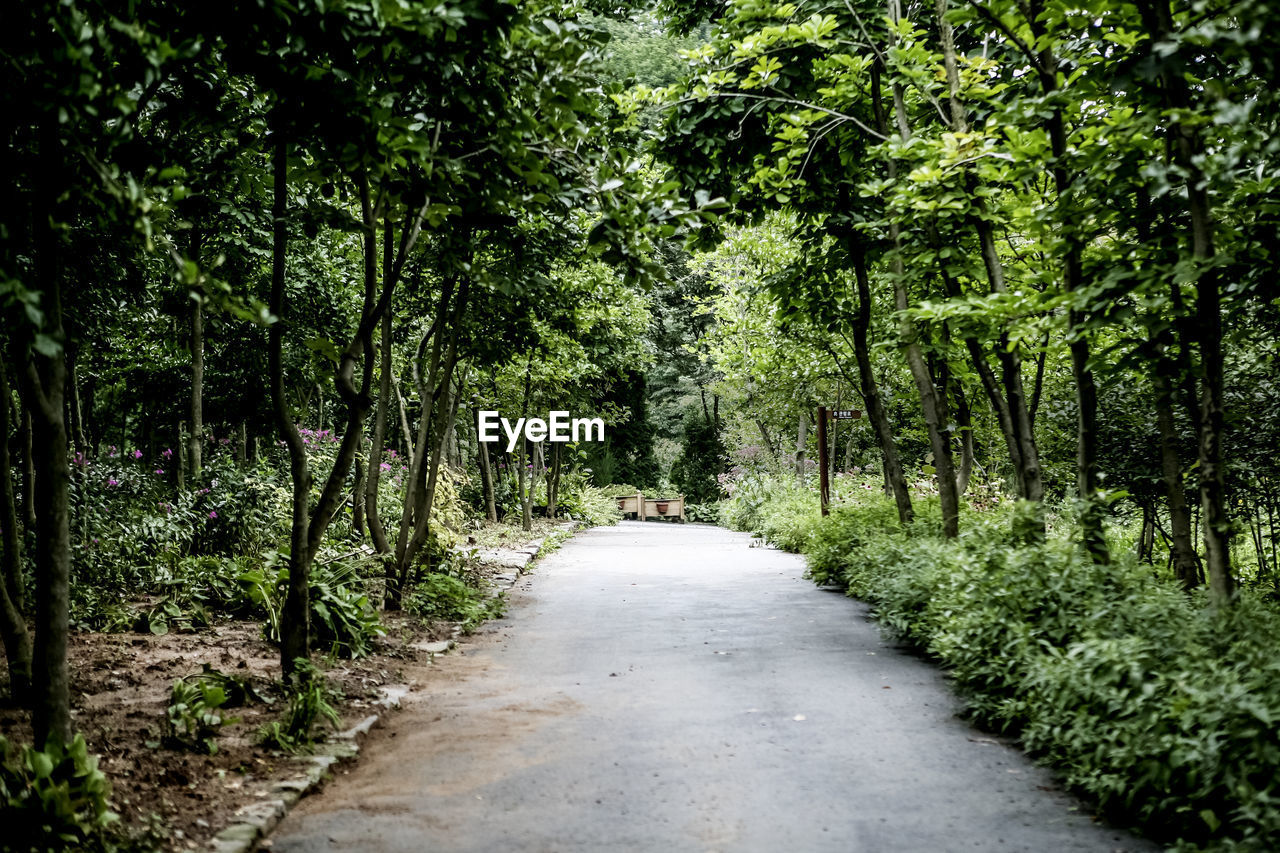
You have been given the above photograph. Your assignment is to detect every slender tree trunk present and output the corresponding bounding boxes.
[474,401,498,523]
[365,280,394,555]
[0,357,32,704]
[874,33,959,537]
[389,285,451,608]
[936,0,1043,515]
[175,420,186,491]
[235,420,247,466]
[848,239,913,524]
[953,379,974,496]
[66,345,86,457]
[392,277,469,597]
[188,227,204,484]
[391,375,413,464]
[1153,357,1201,588]
[268,129,313,675]
[19,405,35,532]
[547,442,562,520]
[795,411,807,486]
[1011,11,1109,562]
[21,117,71,743]
[518,357,533,531]
[352,454,366,538]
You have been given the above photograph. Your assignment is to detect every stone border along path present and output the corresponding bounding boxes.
[206,521,582,853]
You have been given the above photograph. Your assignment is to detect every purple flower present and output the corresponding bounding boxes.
[208,510,218,519]
[132,449,143,459]
[161,448,173,460]
[155,468,164,475]
[107,478,119,487]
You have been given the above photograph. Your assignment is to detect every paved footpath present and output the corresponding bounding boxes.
[271,521,1153,853]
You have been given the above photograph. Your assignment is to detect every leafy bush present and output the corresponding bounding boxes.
[684,502,722,524]
[0,734,118,852]
[164,678,233,754]
[406,572,507,634]
[793,500,1280,850]
[237,553,384,658]
[555,473,623,525]
[256,660,342,754]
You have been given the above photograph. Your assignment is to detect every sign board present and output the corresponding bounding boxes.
[829,409,862,420]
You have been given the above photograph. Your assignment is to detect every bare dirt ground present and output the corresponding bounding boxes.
[0,521,559,851]
[0,614,448,850]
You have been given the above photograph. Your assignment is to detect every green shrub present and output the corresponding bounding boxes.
[805,497,902,585]
[684,502,723,524]
[164,678,233,755]
[406,572,507,634]
[0,734,118,852]
[237,553,384,658]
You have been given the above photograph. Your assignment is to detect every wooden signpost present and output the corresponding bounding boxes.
[816,406,830,516]
[817,407,861,516]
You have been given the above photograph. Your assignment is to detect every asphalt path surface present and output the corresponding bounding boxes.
[271,521,1153,853]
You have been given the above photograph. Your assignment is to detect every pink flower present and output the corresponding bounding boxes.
[107,478,119,487]
[208,510,218,519]
[132,449,143,459]
[155,468,164,475]
[380,462,392,471]
[161,448,173,460]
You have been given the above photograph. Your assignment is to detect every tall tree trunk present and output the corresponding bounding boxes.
[21,117,71,743]
[1013,8,1108,562]
[547,442,562,521]
[0,357,32,704]
[268,130,313,675]
[936,0,1043,516]
[953,378,974,497]
[365,274,394,555]
[391,277,469,599]
[19,405,35,532]
[1134,0,1234,605]
[175,420,186,491]
[188,227,204,484]
[794,411,807,486]
[1152,357,1201,588]
[848,238,913,524]
[352,454,366,538]
[473,400,498,523]
[873,31,959,538]
[389,284,451,609]
[518,357,534,532]
[66,345,86,457]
